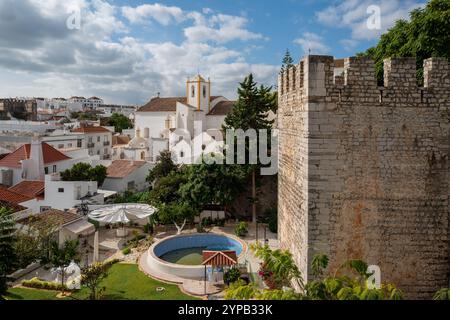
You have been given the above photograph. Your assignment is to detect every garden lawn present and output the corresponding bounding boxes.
[6,263,198,300]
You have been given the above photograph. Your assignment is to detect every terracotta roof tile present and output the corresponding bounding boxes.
[207,100,235,116]
[0,200,26,213]
[72,126,111,133]
[0,186,33,204]
[202,250,237,266]
[139,96,223,112]
[18,209,81,228]
[9,181,45,199]
[0,142,71,168]
[107,160,147,178]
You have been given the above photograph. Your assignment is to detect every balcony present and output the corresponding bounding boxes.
[87,142,95,148]
[103,141,110,146]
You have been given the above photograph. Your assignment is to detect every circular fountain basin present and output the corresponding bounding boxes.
[146,233,246,281]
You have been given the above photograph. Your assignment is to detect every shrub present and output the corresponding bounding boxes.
[266,208,277,233]
[122,247,131,255]
[22,277,71,292]
[234,222,249,237]
[224,268,241,286]
[215,218,226,227]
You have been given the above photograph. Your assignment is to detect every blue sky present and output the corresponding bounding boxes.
[0,0,426,104]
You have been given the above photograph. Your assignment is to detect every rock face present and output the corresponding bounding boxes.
[278,55,450,299]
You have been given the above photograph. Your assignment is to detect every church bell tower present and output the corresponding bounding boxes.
[186,75,211,112]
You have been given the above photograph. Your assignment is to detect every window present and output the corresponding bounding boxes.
[40,206,51,212]
[97,136,100,142]
[58,144,64,149]
[191,85,195,97]
[180,151,184,157]
[203,85,206,98]
[44,167,49,174]
[88,137,93,143]
[202,144,206,151]
[97,150,100,155]
[127,181,135,190]
[68,143,72,148]
[77,139,82,148]
[104,148,108,154]
[58,188,64,193]
[52,165,57,173]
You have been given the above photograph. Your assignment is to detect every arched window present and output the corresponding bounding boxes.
[141,151,145,160]
[203,85,206,98]
[191,85,195,97]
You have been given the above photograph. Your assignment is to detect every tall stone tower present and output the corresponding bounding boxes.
[278,55,450,299]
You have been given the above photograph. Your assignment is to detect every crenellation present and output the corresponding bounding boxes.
[384,57,418,88]
[279,54,450,299]
[424,57,450,90]
[343,56,377,88]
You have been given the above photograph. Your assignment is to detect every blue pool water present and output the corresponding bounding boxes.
[155,234,243,265]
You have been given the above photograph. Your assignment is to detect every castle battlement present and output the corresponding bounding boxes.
[279,56,450,99]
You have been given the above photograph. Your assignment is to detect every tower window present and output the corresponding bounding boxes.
[191,85,195,97]
[203,85,206,98]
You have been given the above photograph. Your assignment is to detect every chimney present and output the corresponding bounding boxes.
[28,135,45,181]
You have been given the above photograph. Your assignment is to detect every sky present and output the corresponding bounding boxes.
[0,0,426,105]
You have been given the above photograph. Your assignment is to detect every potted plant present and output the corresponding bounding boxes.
[234,221,249,237]
[224,268,241,286]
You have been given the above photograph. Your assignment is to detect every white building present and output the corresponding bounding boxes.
[102,160,152,193]
[72,126,113,160]
[68,96,104,109]
[133,75,234,162]
[96,104,137,118]
[0,139,74,187]
[8,174,105,213]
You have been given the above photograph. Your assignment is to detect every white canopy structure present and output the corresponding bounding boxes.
[88,204,157,224]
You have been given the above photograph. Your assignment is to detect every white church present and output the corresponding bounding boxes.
[128,75,235,163]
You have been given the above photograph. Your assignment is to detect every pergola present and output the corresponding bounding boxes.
[202,250,237,295]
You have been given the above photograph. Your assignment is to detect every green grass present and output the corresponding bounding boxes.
[6,263,198,300]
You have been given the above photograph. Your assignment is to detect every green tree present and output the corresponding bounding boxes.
[108,113,133,133]
[146,150,178,185]
[81,261,113,300]
[0,207,16,299]
[281,49,294,73]
[223,74,277,223]
[157,202,198,234]
[60,163,107,186]
[14,216,58,268]
[179,156,248,213]
[361,0,450,84]
[48,240,79,295]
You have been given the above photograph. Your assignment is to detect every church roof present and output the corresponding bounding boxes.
[207,100,235,116]
[139,96,222,113]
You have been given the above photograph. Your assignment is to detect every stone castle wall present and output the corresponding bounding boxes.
[278,55,450,299]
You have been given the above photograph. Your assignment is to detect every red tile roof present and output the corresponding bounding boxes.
[139,96,222,112]
[207,100,235,116]
[0,142,70,168]
[9,181,45,199]
[107,160,147,178]
[0,142,71,169]
[0,186,32,204]
[18,209,81,228]
[72,126,111,133]
[0,200,26,213]
[202,250,237,266]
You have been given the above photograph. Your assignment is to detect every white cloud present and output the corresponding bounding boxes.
[316,0,424,43]
[122,3,185,26]
[184,13,266,43]
[0,0,276,104]
[294,32,330,55]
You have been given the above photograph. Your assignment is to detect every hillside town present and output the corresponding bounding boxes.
[0,0,449,308]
